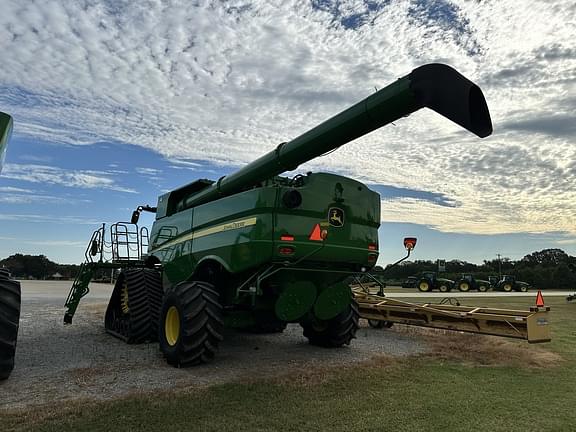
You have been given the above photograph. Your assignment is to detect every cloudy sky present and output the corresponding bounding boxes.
[0,0,574,265]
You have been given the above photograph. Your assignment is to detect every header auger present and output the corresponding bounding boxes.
[62,63,501,368]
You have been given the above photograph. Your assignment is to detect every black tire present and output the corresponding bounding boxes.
[518,285,528,292]
[368,319,393,329]
[502,283,513,293]
[418,279,431,292]
[301,300,359,347]
[159,281,224,367]
[0,270,21,380]
[478,284,488,292]
[104,268,163,344]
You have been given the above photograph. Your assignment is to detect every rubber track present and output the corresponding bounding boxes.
[302,300,360,348]
[0,272,21,380]
[105,269,162,344]
[124,269,163,343]
[162,281,224,367]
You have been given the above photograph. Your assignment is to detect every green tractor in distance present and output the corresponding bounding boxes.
[0,112,21,380]
[65,64,492,367]
[417,271,455,293]
[495,275,530,292]
[455,274,491,292]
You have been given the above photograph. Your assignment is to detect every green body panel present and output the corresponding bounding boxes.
[0,112,14,173]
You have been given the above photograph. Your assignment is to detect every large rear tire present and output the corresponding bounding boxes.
[301,300,359,347]
[0,270,21,380]
[159,281,224,367]
[104,268,163,343]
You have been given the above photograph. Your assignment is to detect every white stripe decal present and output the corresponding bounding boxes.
[150,216,258,252]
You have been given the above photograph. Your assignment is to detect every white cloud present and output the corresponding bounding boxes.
[1,163,136,193]
[0,1,574,236]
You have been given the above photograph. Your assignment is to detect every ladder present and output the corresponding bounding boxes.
[64,222,149,324]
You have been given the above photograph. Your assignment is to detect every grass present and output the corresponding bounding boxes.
[2,295,575,432]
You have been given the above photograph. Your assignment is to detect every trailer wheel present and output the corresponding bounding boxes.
[0,271,21,380]
[159,281,224,367]
[104,268,163,343]
[458,282,470,292]
[478,284,488,292]
[302,300,359,347]
[439,284,450,293]
[502,283,513,292]
[368,319,393,329]
[418,280,431,292]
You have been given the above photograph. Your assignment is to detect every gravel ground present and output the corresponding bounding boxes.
[0,283,426,411]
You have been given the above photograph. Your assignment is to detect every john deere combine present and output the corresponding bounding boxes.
[0,112,21,380]
[64,63,501,367]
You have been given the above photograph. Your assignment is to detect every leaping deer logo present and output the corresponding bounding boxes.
[329,208,344,227]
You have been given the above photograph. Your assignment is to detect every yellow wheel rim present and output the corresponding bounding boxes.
[461,283,469,291]
[419,282,429,291]
[165,306,180,346]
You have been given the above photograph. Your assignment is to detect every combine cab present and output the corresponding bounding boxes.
[63,63,503,367]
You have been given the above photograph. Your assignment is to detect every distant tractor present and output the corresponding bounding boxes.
[417,272,454,293]
[495,275,530,292]
[455,274,491,292]
[401,276,418,288]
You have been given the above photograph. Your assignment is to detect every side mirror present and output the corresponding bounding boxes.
[0,112,14,174]
[403,237,417,250]
[131,210,140,224]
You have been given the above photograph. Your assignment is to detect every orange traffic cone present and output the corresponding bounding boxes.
[535,290,545,308]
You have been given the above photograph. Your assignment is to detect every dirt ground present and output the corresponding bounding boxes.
[0,282,426,410]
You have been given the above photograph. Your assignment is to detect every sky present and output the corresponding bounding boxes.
[0,0,574,265]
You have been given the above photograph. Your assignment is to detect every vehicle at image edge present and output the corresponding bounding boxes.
[61,63,492,369]
[0,112,21,380]
[417,271,455,293]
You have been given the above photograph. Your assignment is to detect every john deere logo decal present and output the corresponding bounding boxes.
[328,208,344,227]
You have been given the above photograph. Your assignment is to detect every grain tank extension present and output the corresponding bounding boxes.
[65,64,492,367]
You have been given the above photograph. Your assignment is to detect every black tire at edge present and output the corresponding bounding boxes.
[0,272,21,380]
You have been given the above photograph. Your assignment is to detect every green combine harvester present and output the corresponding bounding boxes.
[0,112,21,380]
[63,63,500,367]
[65,63,551,368]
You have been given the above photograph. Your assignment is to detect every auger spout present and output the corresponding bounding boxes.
[173,63,491,212]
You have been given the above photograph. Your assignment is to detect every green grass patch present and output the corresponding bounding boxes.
[3,296,575,432]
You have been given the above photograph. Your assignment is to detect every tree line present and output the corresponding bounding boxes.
[2,248,576,289]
